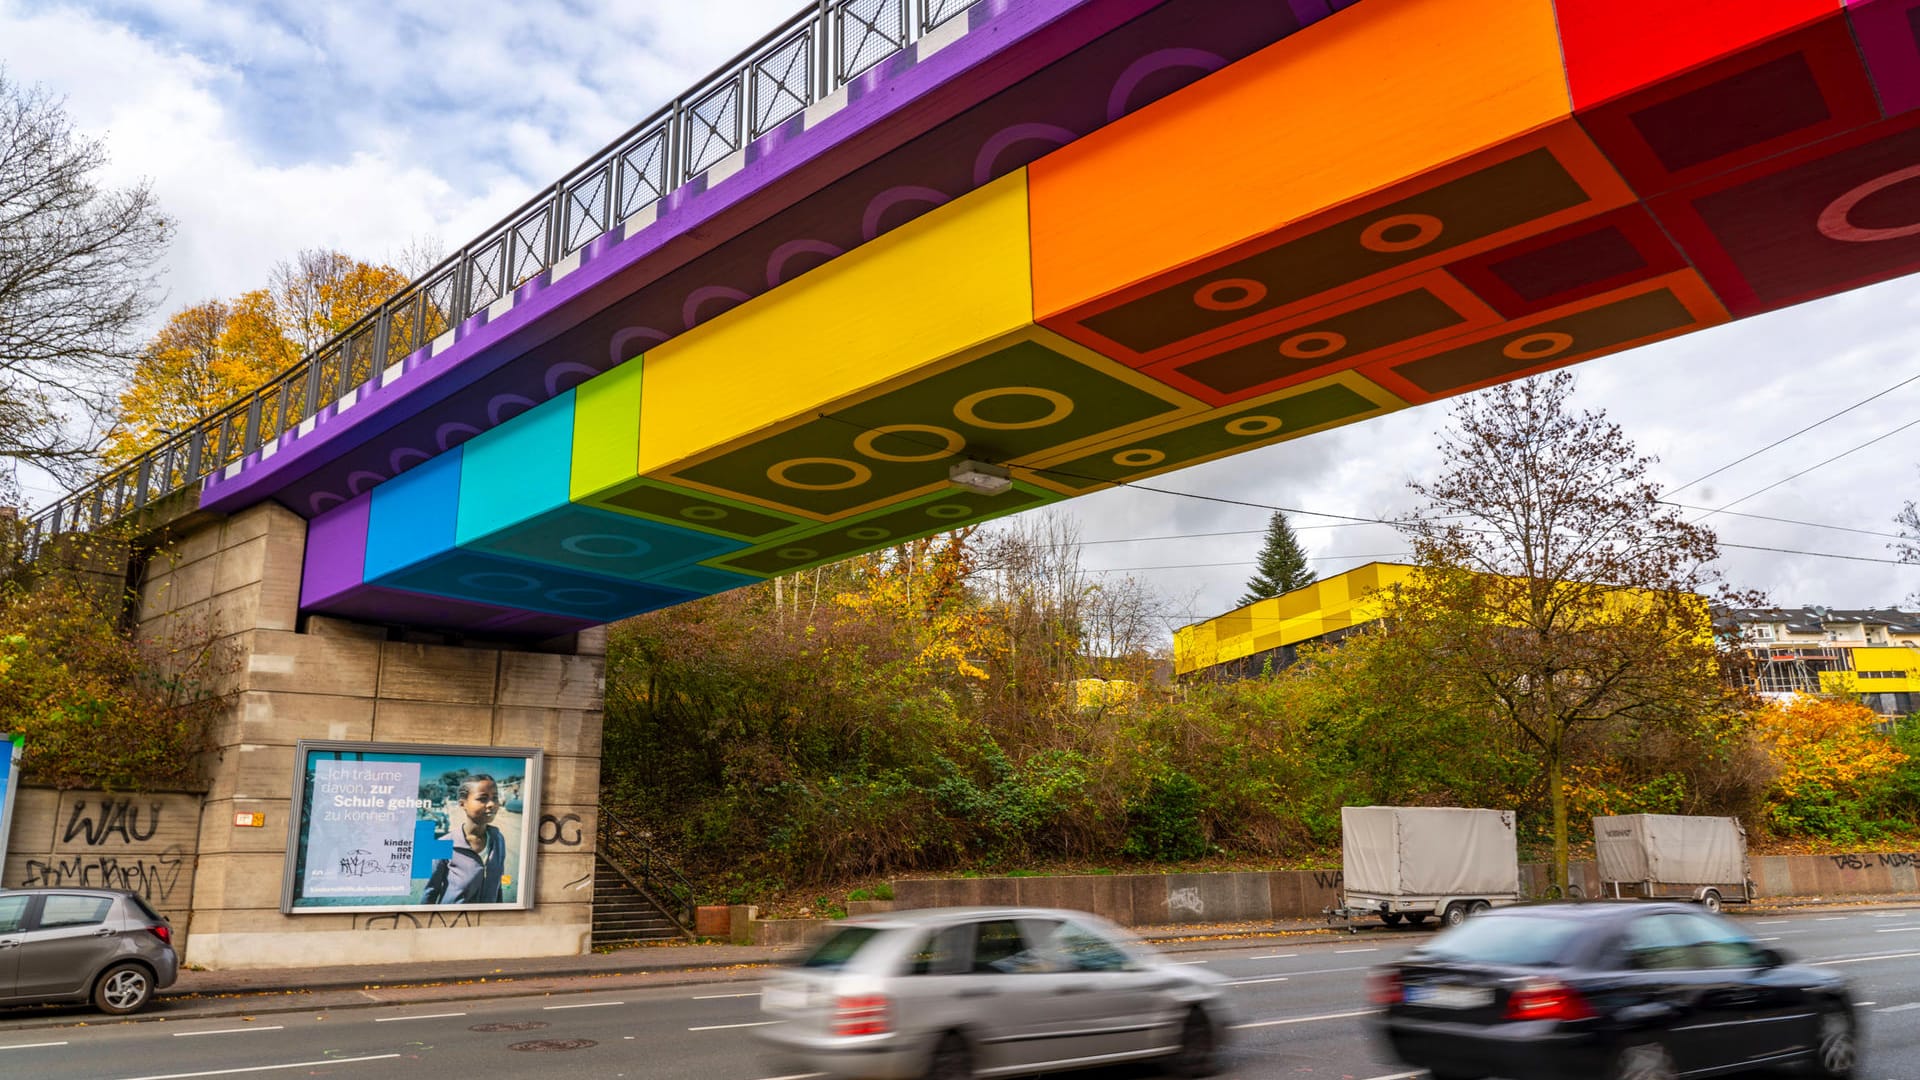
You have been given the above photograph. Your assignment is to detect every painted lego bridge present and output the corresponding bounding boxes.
[202,0,1920,637]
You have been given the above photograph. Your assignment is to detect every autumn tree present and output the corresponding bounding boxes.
[1896,477,1920,603]
[1393,371,1735,895]
[1,71,172,486]
[106,252,404,462]
[1239,510,1316,606]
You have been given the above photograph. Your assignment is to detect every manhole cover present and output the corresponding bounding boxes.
[469,1021,550,1033]
[509,1039,598,1052]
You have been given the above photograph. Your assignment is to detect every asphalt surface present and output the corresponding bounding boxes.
[0,906,1916,1079]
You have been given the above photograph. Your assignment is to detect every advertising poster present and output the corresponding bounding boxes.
[282,741,542,913]
[0,735,19,871]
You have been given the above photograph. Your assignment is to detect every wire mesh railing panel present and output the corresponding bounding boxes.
[27,0,1000,552]
[563,167,611,255]
[838,0,907,83]
[685,76,744,177]
[751,26,814,137]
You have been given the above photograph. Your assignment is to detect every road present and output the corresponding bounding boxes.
[2,907,1918,1079]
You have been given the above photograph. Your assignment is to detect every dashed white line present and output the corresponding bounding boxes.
[690,1020,782,1032]
[748,1074,825,1080]
[1233,1007,1378,1030]
[1876,1002,1920,1013]
[1876,927,1920,933]
[693,991,762,999]
[1336,947,1379,954]
[1171,960,1209,966]
[543,1000,625,1010]
[1811,950,1920,967]
[114,1055,403,1080]
[171,1026,286,1038]
[1815,916,1848,922]
[1756,937,1781,942]
[0,1042,67,1051]
[1249,953,1298,960]
[1358,1072,1424,1080]
[1226,976,1291,987]
[373,1012,467,1023]
[1757,919,1792,925]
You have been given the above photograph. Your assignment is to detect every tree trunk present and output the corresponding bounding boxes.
[1549,740,1569,896]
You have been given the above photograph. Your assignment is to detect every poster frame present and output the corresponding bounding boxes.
[0,735,20,873]
[280,739,543,915]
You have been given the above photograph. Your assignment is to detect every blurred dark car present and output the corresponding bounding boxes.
[1368,901,1856,1080]
[0,888,178,1014]
[755,906,1231,1079]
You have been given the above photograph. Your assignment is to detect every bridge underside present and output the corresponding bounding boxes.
[265,0,1920,636]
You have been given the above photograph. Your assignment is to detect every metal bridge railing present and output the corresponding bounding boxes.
[23,0,984,557]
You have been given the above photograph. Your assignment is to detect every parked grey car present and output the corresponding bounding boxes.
[755,907,1231,1079]
[0,888,178,1014]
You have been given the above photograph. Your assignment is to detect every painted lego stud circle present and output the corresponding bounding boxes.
[561,534,651,559]
[545,587,617,607]
[1112,448,1166,467]
[854,424,966,462]
[1502,331,1575,361]
[458,571,541,593]
[776,546,819,560]
[1818,165,1920,243]
[1225,415,1283,437]
[846,526,891,541]
[954,387,1074,430]
[681,505,729,521]
[767,456,873,490]
[926,503,972,519]
[1360,213,1444,253]
[1192,277,1269,312]
[1278,330,1348,360]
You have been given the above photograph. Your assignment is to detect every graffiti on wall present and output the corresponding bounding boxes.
[22,848,190,903]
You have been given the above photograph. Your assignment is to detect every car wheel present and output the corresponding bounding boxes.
[93,963,154,1015]
[1610,1039,1678,1080]
[1380,912,1404,927]
[1443,902,1469,928]
[924,1031,973,1080]
[1803,1006,1858,1079]
[1164,1006,1220,1077]
[1699,889,1722,914]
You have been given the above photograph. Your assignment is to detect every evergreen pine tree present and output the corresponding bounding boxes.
[1238,511,1316,606]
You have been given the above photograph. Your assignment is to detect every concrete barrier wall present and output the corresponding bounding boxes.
[3,788,205,949]
[892,850,1920,927]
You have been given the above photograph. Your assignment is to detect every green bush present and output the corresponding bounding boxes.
[1122,772,1208,862]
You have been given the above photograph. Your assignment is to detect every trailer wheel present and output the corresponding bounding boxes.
[1380,912,1403,927]
[1442,902,1469,928]
[1699,889,1722,914]
[1406,912,1430,926]
[1469,900,1491,916]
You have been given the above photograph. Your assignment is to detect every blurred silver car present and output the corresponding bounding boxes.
[0,888,179,1014]
[754,906,1231,1079]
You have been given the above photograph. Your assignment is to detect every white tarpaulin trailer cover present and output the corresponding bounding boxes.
[1341,806,1519,897]
[1593,814,1748,886]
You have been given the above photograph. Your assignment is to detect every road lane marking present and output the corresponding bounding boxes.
[373,1012,467,1022]
[1876,927,1920,933]
[115,1055,403,1079]
[1249,953,1297,960]
[1815,916,1847,922]
[1757,920,1792,925]
[1810,950,1920,967]
[749,1074,825,1080]
[543,1001,625,1010]
[1226,976,1291,986]
[1171,960,1209,965]
[171,1026,285,1038]
[1335,948,1378,954]
[1756,937,1781,942]
[1857,1002,1876,1007]
[693,991,761,999]
[0,1042,68,1051]
[690,1020,781,1032]
[1233,1007,1378,1030]
[1876,1003,1920,1013]
[1359,1073,1424,1080]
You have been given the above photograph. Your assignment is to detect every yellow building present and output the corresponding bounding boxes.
[1720,607,1920,717]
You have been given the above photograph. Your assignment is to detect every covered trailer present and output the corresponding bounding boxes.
[1333,806,1522,929]
[1593,814,1752,912]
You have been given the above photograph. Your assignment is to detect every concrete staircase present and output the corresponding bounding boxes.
[592,856,690,946]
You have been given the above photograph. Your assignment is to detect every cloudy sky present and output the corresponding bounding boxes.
[3,0,1916,633]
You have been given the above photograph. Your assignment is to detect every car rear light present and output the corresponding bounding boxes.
[1504,979,1593,1022]
[1367,970,1403,1006]
[831,994,891,1037]
[148,925,171,946]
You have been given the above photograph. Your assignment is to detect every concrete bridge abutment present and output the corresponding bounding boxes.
[53,502,611,969]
